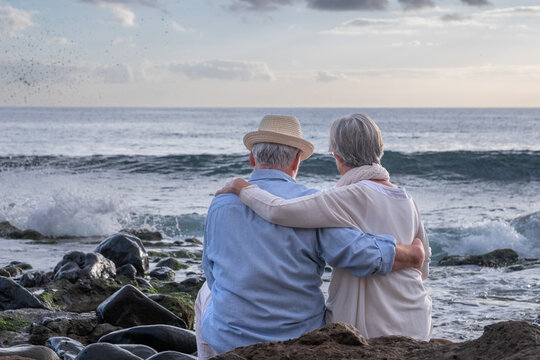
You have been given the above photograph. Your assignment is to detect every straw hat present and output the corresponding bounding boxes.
[243,115,314,160]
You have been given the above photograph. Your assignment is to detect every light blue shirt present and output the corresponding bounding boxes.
[201,169,396,354]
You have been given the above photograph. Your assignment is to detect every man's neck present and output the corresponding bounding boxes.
[253,165,296,179]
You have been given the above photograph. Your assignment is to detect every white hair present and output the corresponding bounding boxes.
[328,113,384,167]
[252,142,300,169]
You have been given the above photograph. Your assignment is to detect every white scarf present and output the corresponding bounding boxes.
[335,163,390,188]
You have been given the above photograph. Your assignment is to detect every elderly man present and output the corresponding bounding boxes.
[196,115,424,358]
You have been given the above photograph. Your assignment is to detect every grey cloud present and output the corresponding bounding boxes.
[306,0,388,11]
[461,0,491,6]
[398,0,434,11]
[440,13,471,22]
[316,71,344,82]
[168,60,274,81]
[228,0,299,12]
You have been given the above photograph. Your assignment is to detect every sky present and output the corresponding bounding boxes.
[0,0,539,107]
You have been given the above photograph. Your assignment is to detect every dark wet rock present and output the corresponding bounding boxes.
[0,268,10,277]
[144,293,194,329]
[96,284,187,328]
[53,252,116,283]
[8,261,33,270]
[149,267,175,281]
[156,258,184,271]
[7,229,45,240]
[0,344,60,359]
[74,343,142,360]
[38,278,122,313]
[121,228,163,241]
[117,344,158,359]
[2,266,23,277]
[183,238,202,245]
[135,277,153,289]
[216,321,540,360]
[95,233,148,276]
[45,337,84,360]
[19,271,53,288]
[116,264,137,280]
[0,276,47,310]
[177,276,205,293]
[0,221,21,238]
[29,311,123,347]
[439,248,520,267]
[169,250,197,260]
[147,351,196,360]
[99,325,197,354]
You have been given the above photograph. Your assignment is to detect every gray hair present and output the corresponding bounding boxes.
[328,113,384,168]
[252,142,300,169]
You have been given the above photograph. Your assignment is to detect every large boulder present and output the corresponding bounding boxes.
[95,233,148,276]
[0,276,47,310]
[0,344,60,360]
[74,343,142,360]
[53,252,116,282]
[117,345,158,359]
[439,248,520,267]
[0,221,20,238]
[45,337,85,360]
[156,258,184,271]
[116,264,137,280]
[99,325,197,354]
[96,285,187,328]
[216,321,540,360]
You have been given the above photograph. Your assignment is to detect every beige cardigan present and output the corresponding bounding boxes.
[239,180,432,340]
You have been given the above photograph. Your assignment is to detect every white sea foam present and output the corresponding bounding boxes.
[1,170,130,237]
[440,219,540,258]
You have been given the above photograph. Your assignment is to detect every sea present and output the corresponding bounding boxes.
[0,107,539,341]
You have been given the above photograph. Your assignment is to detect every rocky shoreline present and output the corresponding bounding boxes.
[1,221,539,359]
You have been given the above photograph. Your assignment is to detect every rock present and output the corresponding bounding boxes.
[121,228,163,241]
[117,345,158,359]
[216,321,540,360]
[99,325,197,354]
[74,343,142,360]
[116,264,137,280]
[183,238,202,245]
[0,344,60,360]
[0,221,21,238]
[439,248,520,267]
[177,276,205,293]
[7,230,45,240]
[156,258,183,271]
[45,337,84,360]
[147,351,196,360]
[0,268,10,277]
[53,252,116,283]
[0,276,47,310]
[135,277,153,289]
[96,285,187,328]
[8,261,33,270]
[169,250,196,260]
[37,278,123,313]
[95,233,148,276]
[149,267,175,281]
[2,266,23,277]
[19,271,53,288]
[144,293,194,329]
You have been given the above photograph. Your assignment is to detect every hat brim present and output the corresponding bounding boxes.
[243,130,314,161]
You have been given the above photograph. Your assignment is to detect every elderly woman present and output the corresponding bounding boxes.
[217,113,432,340]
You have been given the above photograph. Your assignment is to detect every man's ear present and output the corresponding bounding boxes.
[249,151,256,167]
[292,151,302,172]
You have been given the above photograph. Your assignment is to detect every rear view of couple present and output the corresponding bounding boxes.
[195,114,432,359]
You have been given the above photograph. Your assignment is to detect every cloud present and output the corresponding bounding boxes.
[482,6,540,18]
[47,37,71,45]
[398,0,435,11]
[316,71,345,82]
[306,0,388,11]
[112,36,135,46]
[92,63,135,83]
[323,16,445,35]
[79,0,164,26]
[0,5,35,38]
[171,20,191,32]
[168,60,275,81]
[79,0,160,8]
[228,0,299,12]
[440,13,472,22]
[461,0,491,6]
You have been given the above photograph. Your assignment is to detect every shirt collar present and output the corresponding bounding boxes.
[249,169,297,183]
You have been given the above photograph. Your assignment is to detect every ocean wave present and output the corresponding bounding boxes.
[1,150,539,181]
[429,212,540,262]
